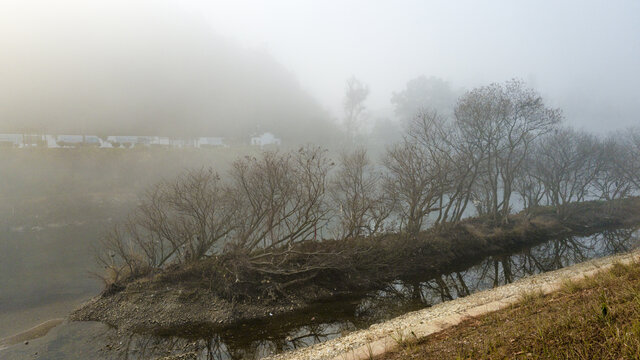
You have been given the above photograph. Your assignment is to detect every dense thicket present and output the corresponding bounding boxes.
[98,79,640,299]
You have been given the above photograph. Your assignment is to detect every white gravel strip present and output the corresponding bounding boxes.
[266,250,640,360]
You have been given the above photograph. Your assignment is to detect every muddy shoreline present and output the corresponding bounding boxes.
[70,198,640,337]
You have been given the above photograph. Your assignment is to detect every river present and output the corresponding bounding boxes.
[2,226,638,360]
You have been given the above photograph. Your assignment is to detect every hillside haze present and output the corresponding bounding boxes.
[0,1,336,142]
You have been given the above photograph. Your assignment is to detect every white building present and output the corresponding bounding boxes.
[197,137,225,148]
[0,134,23,147]
[56,135,82,146]
[0,133,228,150]
[23,134,47,147]
[56,135,101,147]
[46,135,59,148]
[106,136,142,148]
[169,138,197,148]
[250,132,281,146]
[150,137,171,147]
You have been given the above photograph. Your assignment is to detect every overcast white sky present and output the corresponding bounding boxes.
[194,0,640,130]
[2,0,639,132]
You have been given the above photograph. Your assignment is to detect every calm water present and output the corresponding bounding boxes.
[2,227,639,360]
[0,197,132,339]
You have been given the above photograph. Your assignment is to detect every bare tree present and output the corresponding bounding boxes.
[617,128,640,191]
[391,76,458,126]
[531,127,602,218]
[343,76,369,140]
[593,136,634,207]
[406,110,478,226]
[383,134,445,235]
[97,168,234,281]
[514,153,547,213]
[227,146,332,252]
[454,79,561,222]
[330,148,393,239]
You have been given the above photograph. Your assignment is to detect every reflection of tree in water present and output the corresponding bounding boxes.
[353,281,428,325]
[413,228,639,306]
[340,228,639,316]
[101,318,355,360]
[420,272,471,303]
[100,228,639,360]
[599,228,639,253]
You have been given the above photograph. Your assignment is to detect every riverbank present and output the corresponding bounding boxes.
[0,318,63,350]
[376,251,640,360]
[0,295,89,340]
[3,230,638,359]
[266,248,640,360]
[71,198,640,337]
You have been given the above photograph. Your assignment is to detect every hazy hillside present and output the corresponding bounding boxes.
[0,1,339,143]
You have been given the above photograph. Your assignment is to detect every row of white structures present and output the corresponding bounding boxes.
[0,132,281,148]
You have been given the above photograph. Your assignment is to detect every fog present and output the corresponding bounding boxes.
[199,0,640,132]
[1,0,639,348]
[2,1,639,137]
[0,0,337,142]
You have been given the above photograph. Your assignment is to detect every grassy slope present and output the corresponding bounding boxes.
[379,259,640,360]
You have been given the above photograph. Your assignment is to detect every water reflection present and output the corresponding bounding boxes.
[3,228,638,360]
[88,321,354,360]
[415,228,639,306]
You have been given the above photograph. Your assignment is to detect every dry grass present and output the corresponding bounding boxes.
[378,260,640,360]
[390,328,419,350]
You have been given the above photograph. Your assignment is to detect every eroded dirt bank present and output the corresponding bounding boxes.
[71,198,640,336]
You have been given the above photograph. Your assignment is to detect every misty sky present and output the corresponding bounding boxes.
[199,0,640,131]
[2,0,639,134]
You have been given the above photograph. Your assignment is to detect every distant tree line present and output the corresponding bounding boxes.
[98,79,640,293]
